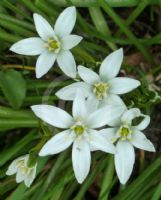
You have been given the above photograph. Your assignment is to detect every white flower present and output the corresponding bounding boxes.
[10,7,82,78]
[31,91,125,183]
[99,108,155,184]
[6,154,37,187]
[56,48,140,108]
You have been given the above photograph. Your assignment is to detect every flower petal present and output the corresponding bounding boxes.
[99,48,123,81]
[6,156,27,176]
[72,90,87,119]
[39,130,75,156]
[115,140,135,184]
[16,171,24,183]
[100,95,126,126]
[86,95,99,113]
[89,130,116,154]
[36,51,56,78]
[10,37,45,56]
[54,7,76,38]
[56,82,91,100]
[78,65,100,85]
[31,105,73,128]
[121,108,141,125]
[33,13,56,40]
[24,166,37,187]
[24,177,33,187]
[57,50,76,78]
[134,115,150,130]
[87,105,125,128]
[61,34,83,50]
[108,77,140,94]
[105,94,127,108]
[99,128,117,141]
[72,139,91,183]
[131,130,155,152]
[6,160,18,175]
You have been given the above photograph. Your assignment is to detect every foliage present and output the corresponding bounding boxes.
[0,0,161,199]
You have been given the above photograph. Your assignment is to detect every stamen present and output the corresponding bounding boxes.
[120,126,131,141]
[47,38,60,52]
[93,82,109,100]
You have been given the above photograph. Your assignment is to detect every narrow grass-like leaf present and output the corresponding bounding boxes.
[0,106,36,119]
[0,118,38,130]
[89,6,117,50]
[0,129,37,166]
[113,155,161,200]
[98,155,114,200]
[98,0,153,64]
[49,0,158,7]
[0,69,26,109]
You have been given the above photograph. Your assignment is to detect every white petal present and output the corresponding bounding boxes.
[87,105,125,128]
[61,34,83,50]
[31,105,73,128]
[108,77,140,94]
[105,94,127,109]
[99,48,123,81]
[131,130,155,152]
[57,50,76,78]
[16,171,24,183]
[10,37,45,56]
[121,108,141,125]
[6,160,18,175]
[6,156,27,176]
[78,65,100,85]
[99,128,117,141]
[72,139,91,183]
[39,130,74,156]
[134,115,150,130]
[99,95,126,126]
[86,95,99,113]
[24,177,33,187]
[89,130,116,154]
[33,13,56,40]
[54,7,76,38]
[24,165,37,187]
[72,90,87,119]
[115,140,135,184]
[36,51,56,78]
[56,82,91,100]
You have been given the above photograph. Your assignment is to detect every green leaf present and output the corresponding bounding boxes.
[0,69,26,109]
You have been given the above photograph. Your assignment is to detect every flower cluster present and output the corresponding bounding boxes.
[6,7,155,187]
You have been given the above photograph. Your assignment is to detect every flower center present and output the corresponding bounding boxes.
[93,82,109,100]
[17,160,28,174]
[120,126,131,140]
[47,38,60,52]
[74,125,85,136]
